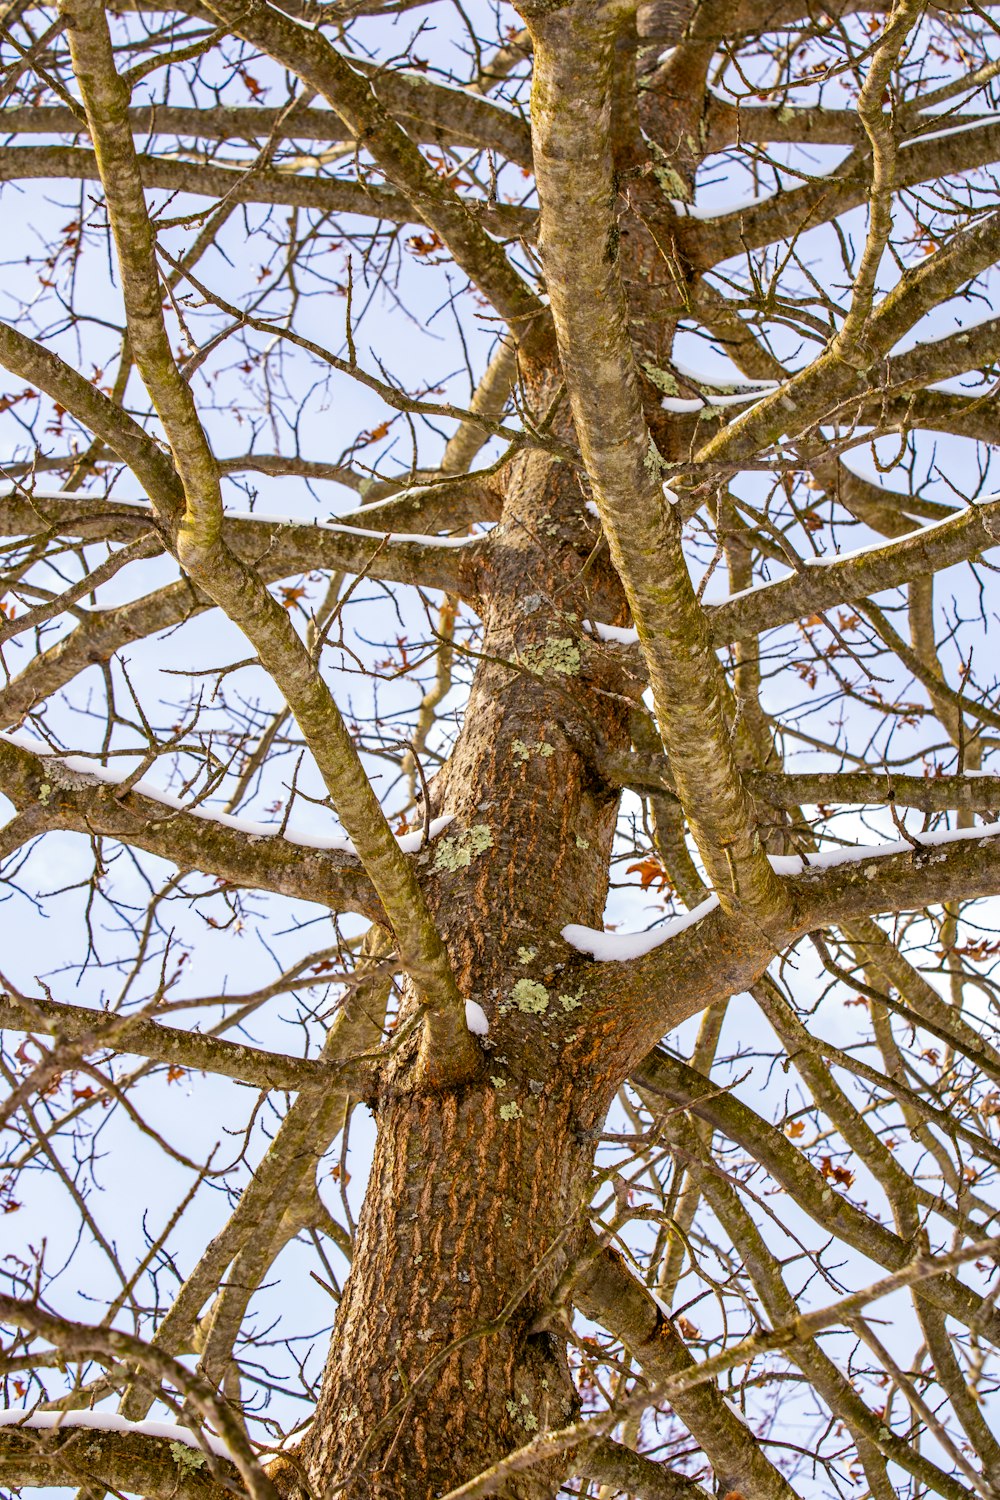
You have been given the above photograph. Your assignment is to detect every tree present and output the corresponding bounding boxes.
[1,0,1000,1493]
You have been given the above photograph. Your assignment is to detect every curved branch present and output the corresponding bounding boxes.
[683,117,1000,270]
[198,0,542,327]
[708,494,1000,644]
[525,0,789,928]
[0,70,534,167]
[579,821,1000,1063]
[633,1047,1000,1347]
[0,734,383,921]
[573,1244,802,1500]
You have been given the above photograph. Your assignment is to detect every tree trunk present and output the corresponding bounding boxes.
[302,1084,592,1499]
[288,394,635,1499]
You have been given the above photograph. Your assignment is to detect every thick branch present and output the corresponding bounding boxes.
[581,823,1000,1062]
[60,0,475,1075]
[634,1047,1000,1347]
[0,734,382,920]
[0,72,534,166]
[683,117,1000,270]
[708,494,1000,643]
[603,755,1000,815]
[574,1244,802,1500]
[524,0,789,927]
[0,991,365,1092]
[0,488,485,596]
[198,0,542,329]
[0,144,535,235]
[0,1422,240,1500]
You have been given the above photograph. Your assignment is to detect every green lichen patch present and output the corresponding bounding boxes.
[643,440,668,479]
[499,1101,523,1121]
[559,992,583,1012]
[512,978,549,1014]
[169,1443,206,1474]
[490,1075,509,1090]
[650,156,691,202]
[517,945,537,964]
[575,834,590,850]
[433,823,493,873]
[512,739,555,762]
[506,1395,538,1430]
[642,362,679,397]
[521,638,581,677]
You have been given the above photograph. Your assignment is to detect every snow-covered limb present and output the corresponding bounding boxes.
[0,1412,240,1500]
[0,485,485,597]
[0,1290,277,1500]
[562,896,720,962]
[565,819,1000,1074]
[0,732,384,922]
[0,728,453,857]
[0,1410,232,1459]
[768,818,1000,876]
[588,495,1000,678]
[567,821,1000,966]
[709,492,1000,644]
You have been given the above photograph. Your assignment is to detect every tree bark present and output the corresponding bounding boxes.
[284,386,634,1499]
[302,1084,591,1499]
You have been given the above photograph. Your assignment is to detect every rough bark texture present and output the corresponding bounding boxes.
[294,405,635,1497]
[303,1087,590,1499]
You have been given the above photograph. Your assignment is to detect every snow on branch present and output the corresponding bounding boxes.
[564,820,1000,962]
[0,1409,233,1459]
[0,729,452,858]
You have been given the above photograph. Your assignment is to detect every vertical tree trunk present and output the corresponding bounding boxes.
[303,1084,593,1499]
[290,394,635,1499]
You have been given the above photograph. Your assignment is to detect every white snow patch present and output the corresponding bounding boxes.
[464,1000,490,1036]
[0,1409,232,1458]
[904,117,995,149]
[583,620,640,647]
[671,362,779,392]
[703,390,771,408]
[0,731,452,857]
[648,1288,672,1318]
[768,819,1000,875]
[223,511,477,548]
[562,821,1000,963]
[723,1398,751,1428]
[562,896,721,962]
[670,188,777,221]
[660,396,706,414]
